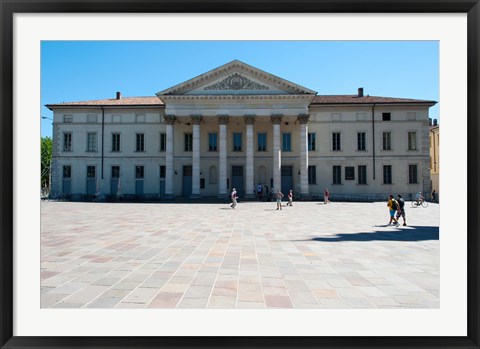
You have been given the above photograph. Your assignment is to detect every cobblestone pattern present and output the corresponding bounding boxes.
[41,200,439,309]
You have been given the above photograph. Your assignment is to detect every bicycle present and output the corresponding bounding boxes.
[411,199,428,208]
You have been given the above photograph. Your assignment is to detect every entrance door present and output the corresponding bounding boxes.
[232,166,244,198]
[86,165,96,195]
[182,165,192,197]
[281,165,293,196]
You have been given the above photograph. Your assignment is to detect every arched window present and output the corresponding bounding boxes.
[209,166,218,184]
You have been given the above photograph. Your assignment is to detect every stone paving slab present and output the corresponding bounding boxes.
[41,200,439,309]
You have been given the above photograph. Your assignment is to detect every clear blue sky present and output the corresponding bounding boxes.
[41,41,439,138]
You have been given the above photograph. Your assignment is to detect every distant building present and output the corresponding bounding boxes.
[46,60,436,201]
[429,119,439,200]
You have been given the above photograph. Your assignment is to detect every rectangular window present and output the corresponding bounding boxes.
[332,132,341,151]
[200,178,205,189]
[383,132,391,150]
[345,166,355,180]
[111,166,120,178]
[357,132,366,151]
[333,166,342,184]
[63,165,71,178]
[87,114,98,123]
[160,133,166,152]
[184,133,193,152]
[408,131,417,150]
[308,133,316,151]
[409,164,418,184]
[112,133,121,152]
[308,165,316,184]
[382,112,391,121]
[383,165,392,184]
[160,165,166,179]
[63,115,73,123]
[257,133,267,151]
[358,165,367,184]
[135,114,145,123]
[87,165,96,179]
[233,133,242,151]
[87,133,97,152]
[135,165,144,179]
[208,133,218,151]
[136,133,145,152]
[282,133,292,151]
[63,133,72,151]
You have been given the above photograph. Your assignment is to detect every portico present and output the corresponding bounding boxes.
[156,60,316,198]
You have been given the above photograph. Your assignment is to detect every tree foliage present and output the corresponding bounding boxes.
[41,137,52,190]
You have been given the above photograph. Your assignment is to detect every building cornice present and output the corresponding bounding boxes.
[160,94,315,103]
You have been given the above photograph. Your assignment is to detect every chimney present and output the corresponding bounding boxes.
[429,118,432,126]
[116,91,122,100]
[358,87,364,97]
[433,119,438,126]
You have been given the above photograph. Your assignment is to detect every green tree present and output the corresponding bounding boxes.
[41,136,52,191]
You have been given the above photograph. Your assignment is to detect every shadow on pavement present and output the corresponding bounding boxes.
[298,226,439,242]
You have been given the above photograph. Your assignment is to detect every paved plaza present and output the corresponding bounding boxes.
[41,200,439,309]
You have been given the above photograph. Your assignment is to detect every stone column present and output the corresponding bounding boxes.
[244,115,256,198]
[164,114,176,198]
[191,115,202,198]
[218,115,229,197]
[271,114,282,193]
[298,114,310,198]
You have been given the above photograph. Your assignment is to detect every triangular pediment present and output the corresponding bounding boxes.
[156,60,317,97]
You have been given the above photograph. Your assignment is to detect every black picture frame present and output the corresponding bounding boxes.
[1,1,479,348]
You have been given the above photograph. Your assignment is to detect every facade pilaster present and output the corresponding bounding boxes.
[191,115,202,197]
[244,115,255,198]
[271,114,282,193]
[164,114,176,197]
[298,114,310,198]
[218,115,229,197]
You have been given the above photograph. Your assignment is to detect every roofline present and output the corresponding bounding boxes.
[310,101,437,107]
[46,104,165,110]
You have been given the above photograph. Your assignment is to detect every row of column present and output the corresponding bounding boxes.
[163,114,310,198]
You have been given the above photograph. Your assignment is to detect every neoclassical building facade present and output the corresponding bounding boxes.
[47,60,436,200]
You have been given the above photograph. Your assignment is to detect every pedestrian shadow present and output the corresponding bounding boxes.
[219,208,233,210]
[296,226,439,242]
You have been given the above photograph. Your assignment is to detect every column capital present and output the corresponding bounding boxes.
[271,114,283,124]
[217,115,229,125]
[191,115,203,125]
[244,114,256,125]
[297,114,310,125]
[164,114,176,125]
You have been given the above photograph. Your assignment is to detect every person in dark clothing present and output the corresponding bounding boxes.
[396,194,407,226]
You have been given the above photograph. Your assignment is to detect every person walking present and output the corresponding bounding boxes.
[257,183,263,200]
[276,189,284,210]
[230,188,238,209]
[286,189,293,206]
[396,194,407,226]
[387,194,399,226]
[264,185,269,202]
[432,190,437,203]
[324,188,330,204]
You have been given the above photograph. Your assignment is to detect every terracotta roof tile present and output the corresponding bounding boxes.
[46,96,164,108]
[311,95,436,105]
